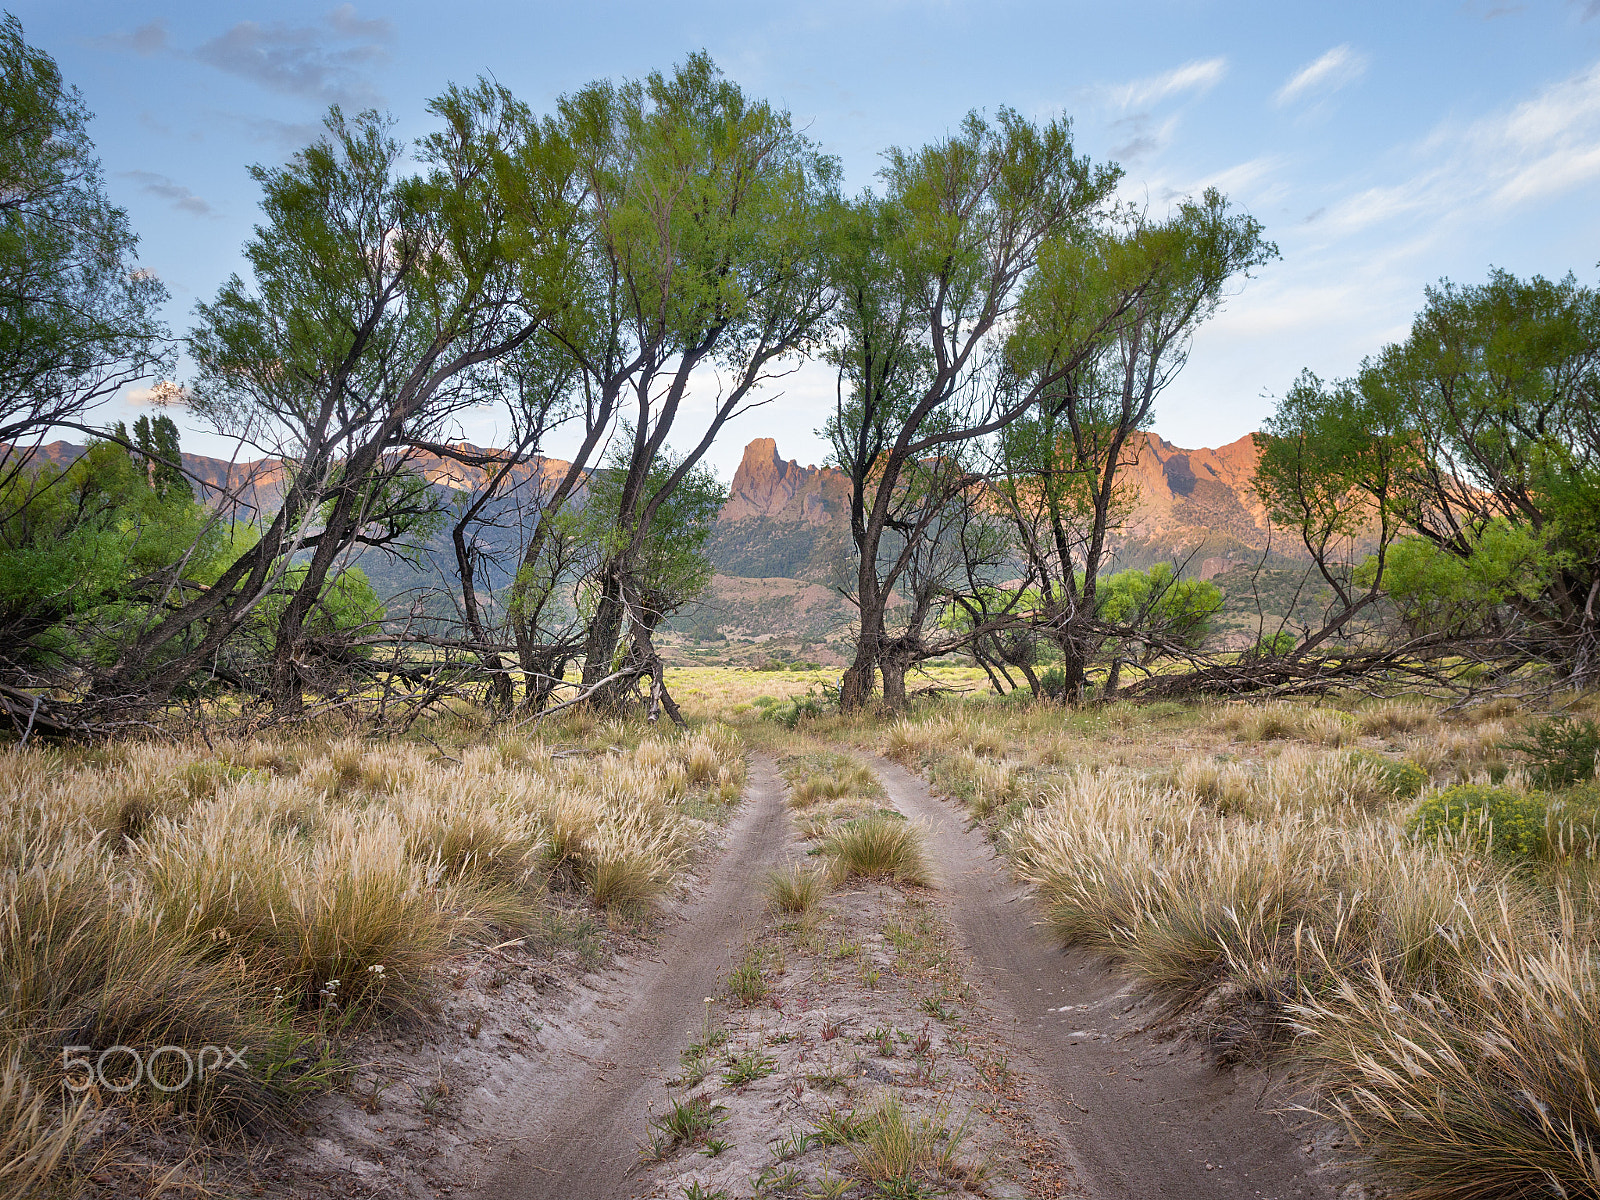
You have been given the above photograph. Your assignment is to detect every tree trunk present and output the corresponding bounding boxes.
[579,564,626,690]
[841,619,883,712]
[269,642,304,716]
[880,653,909,711]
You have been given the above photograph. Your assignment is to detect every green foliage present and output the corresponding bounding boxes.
[1358,524,1566,637]
[1409,784,1548,859]
[1247,630,1297,660]
[0,437,224,667]
[0,14,169,445]
[248,566,385,663]
[1504,716,1600,790]
[1039,664,1070,700]
[761,689,829,728]
[578,442,725,623]
[1256,269,1600,680]
[1348,751,1429,800]
[1096,563,1223,648]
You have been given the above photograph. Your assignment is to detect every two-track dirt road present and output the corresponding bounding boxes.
[474,750,1341,1200]
[476,755,792,1200]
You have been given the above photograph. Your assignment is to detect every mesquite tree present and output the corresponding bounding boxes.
[1255,268,1600,685]
[505,53,836,715]
[824,109,1127,712]
[995,190,1274,701]
[93,84,582,714]
[0,14,168,477]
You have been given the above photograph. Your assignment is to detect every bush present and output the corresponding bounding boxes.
[1409,784,1548,859]
[1505,715,1600,790]
[762,689,828,728]
[824,815,930,886]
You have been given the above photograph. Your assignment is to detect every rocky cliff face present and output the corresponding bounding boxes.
[16,429,1291,585]
[716,432,1293,578]
[721,438,849,526]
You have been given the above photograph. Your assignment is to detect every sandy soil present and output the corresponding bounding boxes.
[468,755,795,1200]
[868,753,1352,1200]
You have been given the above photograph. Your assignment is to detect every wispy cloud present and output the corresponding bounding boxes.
[1106,58,1228,111]
[95,19,167,56]
[220,114,327,152]
[1321,56,1600,234]
[1108,113,1179,162]
[99,6,393,107]
[119,170,213,217]
[1275,45,1368,107]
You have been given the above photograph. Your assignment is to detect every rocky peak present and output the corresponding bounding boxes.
[722,437,844,525]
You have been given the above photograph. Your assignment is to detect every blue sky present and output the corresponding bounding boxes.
[14,0,1600,476]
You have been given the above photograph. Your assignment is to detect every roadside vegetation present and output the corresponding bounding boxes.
[0,714,743,1196]
[869,691,1600,1200]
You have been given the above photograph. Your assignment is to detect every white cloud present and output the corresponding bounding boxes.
[1106,58,1228,111]
[1275,45,1368,107]
[1476,59,1600,207]
[126,382,190,406]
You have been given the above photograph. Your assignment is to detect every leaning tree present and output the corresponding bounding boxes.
[91,84,584,716]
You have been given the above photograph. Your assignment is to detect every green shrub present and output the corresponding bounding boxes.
[762,689,828,728]
[1505,716,1600,790]
[1409,784,1548,859]
[1349,752,1429,800]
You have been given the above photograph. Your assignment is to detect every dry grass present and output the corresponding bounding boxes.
[785,752,883,808]
[824,815,931,886]
[0,717,747,1192]
[876,690,1600,1198]
[765,863,830,914]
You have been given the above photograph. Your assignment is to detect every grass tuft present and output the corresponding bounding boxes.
[824,815,931,886]
[765,863,829,914]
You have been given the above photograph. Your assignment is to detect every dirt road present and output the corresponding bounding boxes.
[474,748,1339,1200]
[869,753,1341,1200]
[476,754,793,1200]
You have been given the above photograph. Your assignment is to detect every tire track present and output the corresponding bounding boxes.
[868,753,1340,1200]
[475,753,792,1200]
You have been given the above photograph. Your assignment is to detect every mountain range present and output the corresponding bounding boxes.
[19,431,1314,660]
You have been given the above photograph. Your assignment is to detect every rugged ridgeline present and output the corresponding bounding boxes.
[16,432,1321,652]
[712,433,1294,584]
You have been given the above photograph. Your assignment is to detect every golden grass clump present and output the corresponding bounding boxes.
[930,750,1020,818]
[790,759,881,807]
[1292,905,1600,1199]
[886,714,1004,765]
[1174,756,1255,813]
[1355,699,1437,738]
[765,862,830,913]
[824,814,930,886]
[0,715,746,1191]
[0,1058,89,1200]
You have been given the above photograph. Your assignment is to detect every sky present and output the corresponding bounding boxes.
[14,0,1600,479]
